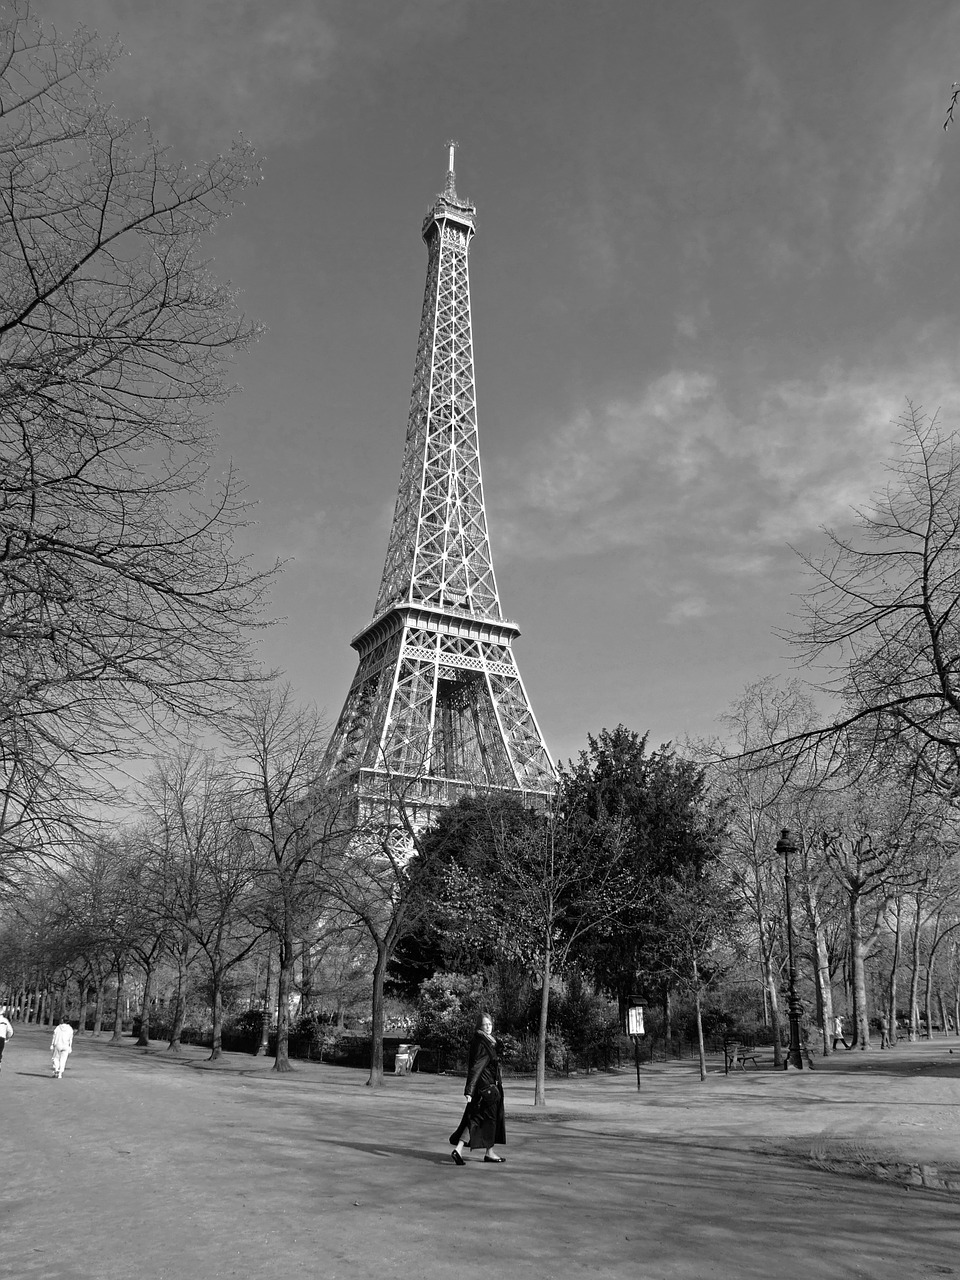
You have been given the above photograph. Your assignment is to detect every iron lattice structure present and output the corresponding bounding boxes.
[323,147,555,824]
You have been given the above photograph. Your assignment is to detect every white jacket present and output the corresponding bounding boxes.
[51,1023,74,1052]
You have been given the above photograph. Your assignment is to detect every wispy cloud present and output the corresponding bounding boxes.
[664,593,711,626]
[850,29,955,258]
[492,356,960,578]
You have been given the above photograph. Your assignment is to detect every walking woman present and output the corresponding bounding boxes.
[450,1012,506,1165]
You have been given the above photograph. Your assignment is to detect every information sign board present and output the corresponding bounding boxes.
[627,1006,645,1037]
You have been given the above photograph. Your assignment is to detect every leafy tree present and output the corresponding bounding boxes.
[563,727,726,1029]
[0,3,275,882]
[426,790,636,1105]
[387,795,532,997]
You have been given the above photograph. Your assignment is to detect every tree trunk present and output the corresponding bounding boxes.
[110,964,125,1043]
[923,958,935,1038]
[77,983,89,1036]
[534,940,553,1107]
[92,982,105,1037]
[136,965,154,1047]
[366,940,388,1088]
[849,894,871,1050]
[663,984,673,1041]
[249,952,262,1012]
[208,970,223,1062]
[300,935,315,1016]
[760,942,784,1067]
[168,936,191,1052]
[886,895,902,1044]
[693,960,707,1082]
[908,889,924,1041]
[810,905,833,1058]
[273,926,294,1073]
[255,946,273,1058]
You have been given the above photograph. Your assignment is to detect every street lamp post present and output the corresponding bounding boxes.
[777,827,805,1070]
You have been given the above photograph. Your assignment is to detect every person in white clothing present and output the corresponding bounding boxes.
[0,1005,13,1074]
[51,1016,74,1078]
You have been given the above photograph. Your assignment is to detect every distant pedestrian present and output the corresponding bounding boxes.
[50,1016,74,1078]
[879,1013,891,1049]
[0,1005,13,1074]
[449,1012,506,1166]
[832,1014,850,1051]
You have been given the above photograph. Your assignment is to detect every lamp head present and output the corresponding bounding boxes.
[775,827,797,856]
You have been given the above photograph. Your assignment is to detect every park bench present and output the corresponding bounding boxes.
[394,1043,420,1074]
[723,1040,761,1073]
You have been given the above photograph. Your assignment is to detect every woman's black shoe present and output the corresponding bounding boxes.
[483,1155,505,1163]
[451,1150,465,1166]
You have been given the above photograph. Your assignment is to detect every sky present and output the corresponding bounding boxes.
[31,0,960,768]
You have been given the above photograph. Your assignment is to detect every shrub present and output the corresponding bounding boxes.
[222,1011,265,1053]
[413,972,486,1072]
[552,986,621,1071]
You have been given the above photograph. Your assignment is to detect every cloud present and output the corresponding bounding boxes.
[850,64,948,258]
[491,355,960,585]
[664,594,711,626]
[675,301,710,341]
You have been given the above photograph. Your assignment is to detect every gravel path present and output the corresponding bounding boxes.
[2,1026,958,1279]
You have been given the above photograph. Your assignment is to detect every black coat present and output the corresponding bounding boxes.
[453,1031,506,1149]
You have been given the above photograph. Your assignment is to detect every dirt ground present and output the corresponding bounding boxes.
[2,1025,959,1280]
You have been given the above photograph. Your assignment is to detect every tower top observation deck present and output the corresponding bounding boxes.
[422,139,476,240]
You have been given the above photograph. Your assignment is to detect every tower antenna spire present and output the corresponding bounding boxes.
[444,138,458,198]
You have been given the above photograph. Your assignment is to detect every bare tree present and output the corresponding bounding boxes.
[944,81,960,131]
[787,406,960,797]
[227,684,335,1073]
[322,767,452,1089]
[650,862,742,1081]
[139,747,222,1053]
[172,770,264,1062]
[815,781,938,1049]
[0,4,276,878]
[711,679,825,1063]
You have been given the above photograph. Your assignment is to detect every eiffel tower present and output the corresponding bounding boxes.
[323,144,555,824]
